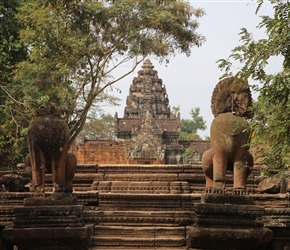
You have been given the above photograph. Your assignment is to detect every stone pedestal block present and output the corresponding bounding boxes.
[187,193,273,249]
[187,226,272,250]
[3,226,91,250]
[3,197,92,250]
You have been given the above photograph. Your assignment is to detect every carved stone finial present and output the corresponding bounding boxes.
[141,59,154,70]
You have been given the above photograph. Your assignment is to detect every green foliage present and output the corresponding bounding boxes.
[0,0,28,169]
[76,113,116,144]
[15,0,205,144]
[218,1,290,171]
[180,107,206,140]
[0,0,27,83]
[0,0,205,167]
[183,144,192,164]
[250,72,290,170]
[182,143,200,164]
[179,132,201,141]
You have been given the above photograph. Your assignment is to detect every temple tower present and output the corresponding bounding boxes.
[124,59,170,118]
[114,59,183,164]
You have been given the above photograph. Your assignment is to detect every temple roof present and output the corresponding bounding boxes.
[115,59,180,138]
[124,59,170,119]
[115,118,180,133]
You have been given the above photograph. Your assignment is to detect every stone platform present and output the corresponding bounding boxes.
[1,164,290,249]
[3,198,92,250]
[187,193,272,249]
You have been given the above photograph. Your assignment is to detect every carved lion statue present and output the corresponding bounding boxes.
[27,102,76,193]
[202,77,254,191]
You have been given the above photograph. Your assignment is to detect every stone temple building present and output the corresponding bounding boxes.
[114,59,183,164]
[71,59,209,164]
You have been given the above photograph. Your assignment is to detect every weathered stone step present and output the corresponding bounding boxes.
[94,180,190,194]
[0,191,98,207]
[16,164,266,195]
[91,225,185,248]
[76,164,98,173]
[83,210,194,226]
[95,173,197,182]
[254,193,290,208]
[92,236,185,248]
[76,163,264,176]
[86,172,259,183]
[97,193,199,210]
[0,205,19,226]
[88,180,260,196]
[45,184,93,192]
[97,164,202,174]
[88,248,187,250]
[17,163,265,176]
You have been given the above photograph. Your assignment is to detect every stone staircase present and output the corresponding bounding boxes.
[0,163,277,249]
[84,209,192,249]
[15,163,265,194]
[75,164,265,249]
[80,165,198,249]
[71,163,264,193]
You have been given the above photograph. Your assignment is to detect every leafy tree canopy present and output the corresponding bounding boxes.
[0,0,28,169]
[76,113,116,144]
[218,0,290,172]
[180,107,206,140]
[0,0,205,168]
[15,0,205,144]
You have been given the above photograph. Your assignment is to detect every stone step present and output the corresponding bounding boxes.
[94,181,190,194]
[73,173,260,183]
[0,191,98,206]
[91,237,185,248]
[0,205,19,226]
[76,164,98,173]
[97,193,199,210]
[43,174,260,194]
[97,164,199,174]
[15,164,266,195]
[91,225,186,248]
[17,163,266,176]
[90,177,259,193]
[79,163,264,175]
[83,209,194,226]
[88,247,187,250]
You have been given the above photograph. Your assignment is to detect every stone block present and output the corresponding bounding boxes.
[186,227,273,250]
[129,182,153,194]
[111,181,130,193]
[152,181,170,194]
[98,181,112,193]
[3,226,92,250]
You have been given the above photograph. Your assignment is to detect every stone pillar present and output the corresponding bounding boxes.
[187,193,273,249]
[3,194,92,250]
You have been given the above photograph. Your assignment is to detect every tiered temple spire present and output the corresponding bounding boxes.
[124,59,170,118]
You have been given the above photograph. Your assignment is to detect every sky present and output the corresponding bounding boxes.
[104,1,282,138]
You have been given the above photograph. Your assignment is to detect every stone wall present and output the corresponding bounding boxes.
[70,141,128,165]
[71,140,211,165]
